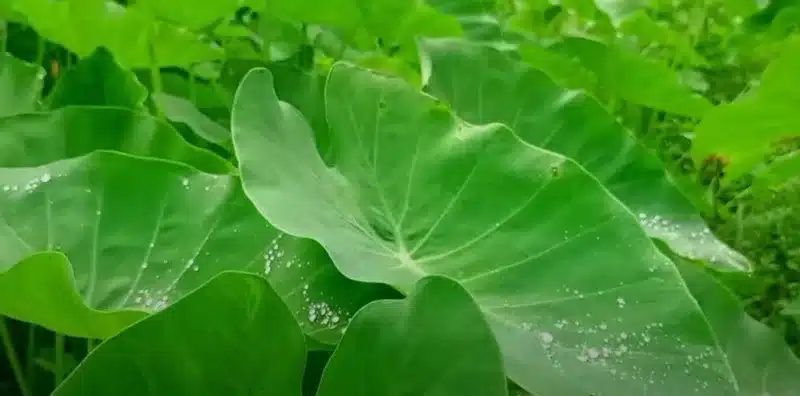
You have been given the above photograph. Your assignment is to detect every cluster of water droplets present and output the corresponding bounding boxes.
[2,171,54,194]
[511,286,723,392]
[637,212,721,263]
[132,288,170,311]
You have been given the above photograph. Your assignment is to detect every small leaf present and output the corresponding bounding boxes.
[52,272,306,396]
[153,92,231,146]
[46,47,148,110]
[317,276,508,396]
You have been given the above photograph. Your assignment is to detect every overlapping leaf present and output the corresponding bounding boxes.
[547,37,713,117]
[0,150,385,342]
[419,38,748,271]
[9,0,223,68]
[0,52,43,117]
[693,38,800,179]
[232,65,749,395]
[52,272,307,395]
[664,247,800,395]
[45,48,148,110]
[317,276,507,396]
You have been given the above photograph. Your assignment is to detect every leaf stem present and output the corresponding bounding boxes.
[147,28,164,118]
[54,333,65,384]
[0,317,33,396]
[0,20,7,54]
[87,338,96,355]
[25,324,35,379]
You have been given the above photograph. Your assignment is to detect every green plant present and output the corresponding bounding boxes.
[1,0,800,395]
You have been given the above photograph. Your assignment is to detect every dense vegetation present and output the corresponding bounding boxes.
[1,0,799,395]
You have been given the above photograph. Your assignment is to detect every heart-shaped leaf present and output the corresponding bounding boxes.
[417,38,748,271]
[317,276,507,396]
[52,272,306,396]
[232,65,747,395]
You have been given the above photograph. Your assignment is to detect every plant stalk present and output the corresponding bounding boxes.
[0,317,33,396]
[54,333,65,384]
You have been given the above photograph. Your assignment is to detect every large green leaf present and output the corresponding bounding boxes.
[418,39,748,271]
[693,38,800,179]
[53,272,306,396]
[232,65,749,395]
[10,0,223,68]
[46,47,148,110]
[0,151,386,342]
[316,276,508,396]
[0,107,232,174]
[0,52,43,117]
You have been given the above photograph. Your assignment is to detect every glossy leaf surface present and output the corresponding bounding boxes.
[232,65,748,395]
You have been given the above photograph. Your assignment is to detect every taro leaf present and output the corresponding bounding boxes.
[0,52,44,117]
[549,37,713,118]
[664,248,800,395]
[46,47,148,110]
[52,272,306,396]
[418,39,748,271]
[11,0,223,68]
[0,151,387,342]
[232,65,747,395]
[316,276,508,396]
[0,107,233,174]
[153,92,231,146]
[133,0,244,31]
[784,297,800,317]
[693,38,800,179]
